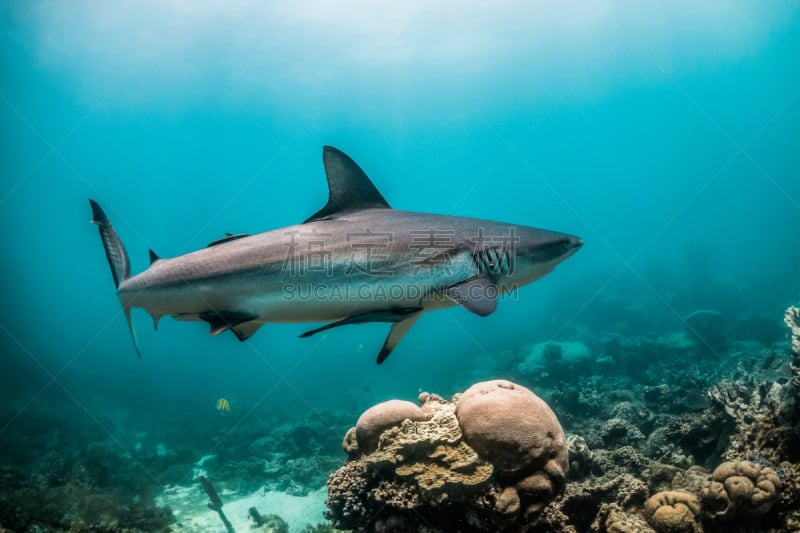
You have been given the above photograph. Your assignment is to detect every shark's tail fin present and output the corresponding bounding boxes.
[89,199,140,358]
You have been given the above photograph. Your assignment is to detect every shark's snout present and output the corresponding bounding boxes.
[518,231,583,264]
[555,235,583,261]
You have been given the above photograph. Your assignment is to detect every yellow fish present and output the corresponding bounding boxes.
[216,398,230,413]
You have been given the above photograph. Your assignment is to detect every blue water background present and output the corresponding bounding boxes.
[1,2,799,430]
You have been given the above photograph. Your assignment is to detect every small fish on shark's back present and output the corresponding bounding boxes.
[89,146,582,364]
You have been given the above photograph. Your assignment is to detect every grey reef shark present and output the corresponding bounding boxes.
[90,146,583,364]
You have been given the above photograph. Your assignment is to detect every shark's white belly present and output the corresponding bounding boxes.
[120,263,466,324]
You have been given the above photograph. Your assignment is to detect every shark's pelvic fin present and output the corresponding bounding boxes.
[377,311,422,364]
[445,276,498,317]
[231,320,263,341]
[199,310,258,336]
[89,199,141,358]
[298,307,422,338]
[304,146,391,223]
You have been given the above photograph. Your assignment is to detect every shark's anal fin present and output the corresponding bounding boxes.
[299,307,422,338]
[445,276,498,317]
[377,312,422,365]
[304,146,391,223]
[199,310,258,336]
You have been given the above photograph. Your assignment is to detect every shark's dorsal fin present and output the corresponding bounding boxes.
[305,146,391,223]
[148,249,161,264]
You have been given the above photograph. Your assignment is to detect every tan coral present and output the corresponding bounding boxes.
[342,426,359,458]
[785,306,800,387]
[455,380,567,480]
[700,460,781,519]
[495,486,521,516]
[394,454,494,492]
[366,403,493,493]
[355,399,429,454]
[644,491,701,533]
[594,503,655,533]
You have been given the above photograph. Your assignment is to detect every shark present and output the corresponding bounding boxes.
[90,146,582,364]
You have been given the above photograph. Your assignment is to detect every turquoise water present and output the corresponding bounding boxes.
[1,2,799,530]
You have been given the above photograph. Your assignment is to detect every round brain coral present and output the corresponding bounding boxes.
[644,491,701,533]
[455,380,567,485]
[354,399,428,454]
[700,460,782,519]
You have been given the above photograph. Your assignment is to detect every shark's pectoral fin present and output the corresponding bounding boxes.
[299,307,423,338]
[198,310,258,336]
[377,312,422,365]
[445,276,498,317]
[231,320,263,341]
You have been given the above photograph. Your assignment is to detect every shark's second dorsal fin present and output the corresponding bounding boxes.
[304,146,391,223]
[149,249,161,264]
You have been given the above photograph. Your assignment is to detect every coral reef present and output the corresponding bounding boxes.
[566,434,594,480]
[325,380,567,532]
[593,503,655,533]
[706,374,799,501]
[0,402,174,532]
[644,491,702,532]
[3,304,799,531]
[700,460,781,520]
[785,306,800,388]
[462,306,800,532]
[355,400,429,454]
[515,341,593,381]
[328,308,800,533]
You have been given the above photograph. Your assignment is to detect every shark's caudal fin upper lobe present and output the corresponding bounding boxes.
[89,199,141,358]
